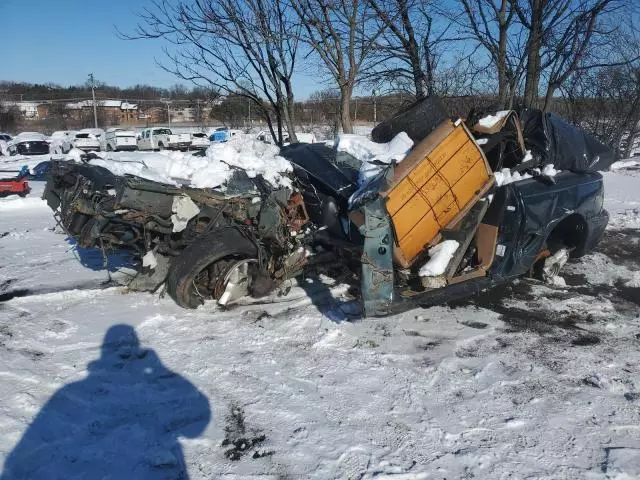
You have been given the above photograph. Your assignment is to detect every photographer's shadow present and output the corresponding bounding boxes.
[1,324,211,480]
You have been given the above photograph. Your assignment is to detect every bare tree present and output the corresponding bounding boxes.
[445,0,526,108]
[512,0,636,111]
[291,0,384,133]
[124,0,300,145]
[367,0,449,99]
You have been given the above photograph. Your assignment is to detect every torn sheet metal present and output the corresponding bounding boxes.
[171,195,201,232]
[361,198,394,317]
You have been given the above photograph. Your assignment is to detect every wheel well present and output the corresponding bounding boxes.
[546,213,588,256]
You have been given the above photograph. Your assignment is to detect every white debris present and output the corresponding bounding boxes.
[541,163,559,177]
[142,250,158,270]
[494,168,533,187]
[171,195,200,233]
[477,110,510,129]
[67,148,86,162]
[337,132,414,186]
[475,137,488,145]
[522,149,533,163]
[419,240,459,277]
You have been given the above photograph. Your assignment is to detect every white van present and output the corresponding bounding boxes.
[137,127,191,151]
[104,128,138,151]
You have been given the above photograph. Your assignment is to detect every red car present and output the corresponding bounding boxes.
[0,168,30,197]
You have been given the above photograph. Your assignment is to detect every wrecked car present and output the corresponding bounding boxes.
[43,97,612,316]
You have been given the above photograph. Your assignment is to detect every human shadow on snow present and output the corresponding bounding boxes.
[1,324,211,480]
[65,236,138,272]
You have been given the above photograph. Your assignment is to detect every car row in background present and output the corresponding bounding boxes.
[1,126,319,157]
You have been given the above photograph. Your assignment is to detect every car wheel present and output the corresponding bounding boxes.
[167,228,259,309]
[158,142,165,150]
[106,144,112,152]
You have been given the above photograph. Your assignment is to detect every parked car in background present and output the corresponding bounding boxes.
[72,131,101,152]
[82,128,106,142]
[189,132,210,150]
[28,161,52,181]
[104,128,138,151]
[48,130,77,154]
[209,127,241,143]
[0,133,12,142]
[256,131,317,145]
[137,127,191,151]
[8,132,50,156]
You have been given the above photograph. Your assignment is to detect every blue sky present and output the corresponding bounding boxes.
[4,0,322,98]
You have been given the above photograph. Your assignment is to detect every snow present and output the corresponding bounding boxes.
[1,170,640,478]
[476,110,510,129]
[82,134,293,189]
[610,158,640,171]
[337,132,414,186]
[419,240,460,277]
[0,140,8,156]
[493,167,533,186]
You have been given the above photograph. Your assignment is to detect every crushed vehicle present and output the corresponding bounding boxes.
[43,97,613,316]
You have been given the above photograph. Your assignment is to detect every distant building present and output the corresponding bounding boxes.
[65,100,139,125]
[4,101,42,120]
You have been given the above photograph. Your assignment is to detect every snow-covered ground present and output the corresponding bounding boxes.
[0,166,639,478]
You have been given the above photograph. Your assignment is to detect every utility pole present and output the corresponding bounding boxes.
[248,98,251,126]
[372,89,377,124]
[89,73,98,128]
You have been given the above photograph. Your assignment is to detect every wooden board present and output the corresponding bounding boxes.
[381,120,494,268]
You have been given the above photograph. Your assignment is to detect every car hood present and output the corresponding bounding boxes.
[280,143,360,204]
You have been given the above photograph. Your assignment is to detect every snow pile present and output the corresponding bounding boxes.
[477,110,510,129]
[494,163,560,187]
[610,158,640,171]
[82,135,293,190]
[540,163,559,176]
[337,132,413,186]
[419,240,459,277]
[494,168,533,187]
[168,136,293,189]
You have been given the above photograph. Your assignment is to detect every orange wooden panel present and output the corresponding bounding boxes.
[451,160,490,207]
[427,127,467,169]
[439,141,483,186]
[392,194,432,240]
[408,157,437,190]
[397,209,440,261]
[421,171,451,207]
[385,177,417,216]
[432,191,458,226]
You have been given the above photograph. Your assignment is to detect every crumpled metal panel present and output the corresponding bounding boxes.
[490,171,605,279]
[361,198,394,316]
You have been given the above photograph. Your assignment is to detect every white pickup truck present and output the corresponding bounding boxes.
[137,128,191,151]
[104,128,138,151]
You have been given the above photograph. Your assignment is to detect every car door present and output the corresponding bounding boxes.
[140,129,150,150]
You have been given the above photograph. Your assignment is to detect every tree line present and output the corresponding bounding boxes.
[124,0,640,154]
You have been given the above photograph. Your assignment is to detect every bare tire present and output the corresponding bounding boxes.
[167,228,258,309]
